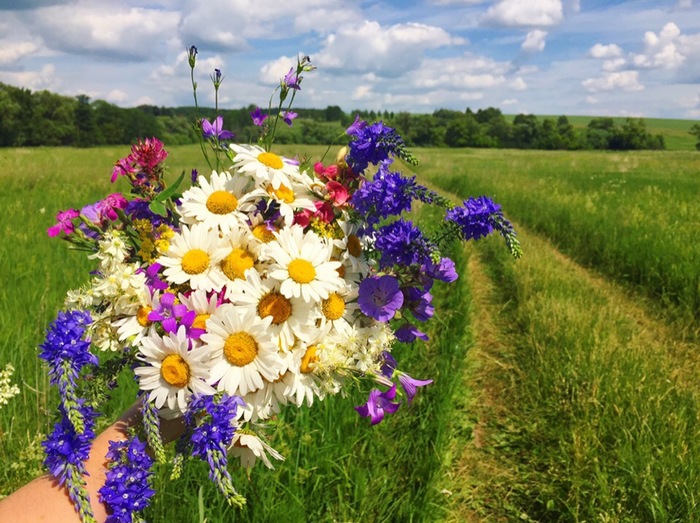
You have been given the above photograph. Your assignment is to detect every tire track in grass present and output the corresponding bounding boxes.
[440,221,700,522]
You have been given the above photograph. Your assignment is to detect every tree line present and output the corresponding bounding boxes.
[0,81,669,150]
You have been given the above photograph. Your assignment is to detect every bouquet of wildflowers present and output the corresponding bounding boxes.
[41,49,521,522]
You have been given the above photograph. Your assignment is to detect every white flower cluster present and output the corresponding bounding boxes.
[0,363,20,410]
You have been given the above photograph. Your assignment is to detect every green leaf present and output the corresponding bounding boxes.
[154,170,186,203]
[149,200,168,217]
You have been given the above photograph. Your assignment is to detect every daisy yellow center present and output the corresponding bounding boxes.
[221,248,255,280]
[137,306,152,327]
[300,345,319,374]
[269,184,295,204]
[223,332,258,367]
[192,313,210,331]
[257,292,292,325]
[160,354,190,388]
[206,190,239,215]
[257,152,284,170]
[347,234,362,257]
[252,224,276,243]
[288,259,316,284]
[322,293,345,320]
[181,249,210,275]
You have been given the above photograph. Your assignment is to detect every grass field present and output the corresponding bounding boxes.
[1,143,700,521]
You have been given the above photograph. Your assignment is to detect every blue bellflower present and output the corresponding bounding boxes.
[355,384,401,425]
[202,116,235,141]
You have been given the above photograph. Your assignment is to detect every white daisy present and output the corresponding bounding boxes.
[247,212,280,246]
[265,225,343,303]
[158,223,229,292]
[333,217,371,276]
[114,288,160,345]
[219,225,263,283]
[178,170,257,233]
[280,339,326,408]
[229,143,302,190]
[134,326,216,417]
[230,431,284,469]
[202,304,284,396]
[237,381,282,423]
[315,284,360,337]
[263,180,318,227]
[226,269,314,351]
[177,289,221,335]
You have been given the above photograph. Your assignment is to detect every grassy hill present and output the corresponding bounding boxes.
[506,114,698,151]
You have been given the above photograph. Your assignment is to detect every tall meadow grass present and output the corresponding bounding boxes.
[417,148,700,338]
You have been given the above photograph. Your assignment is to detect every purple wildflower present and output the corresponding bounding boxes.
[426,257,458,283]
[346,120,407,173]
[395,323,429,343]
[403,287,434,322]
[397,373,433,403]
[47,209,80,238]
[358,275,404,322]
[281,110,298,126]
[187,45,197,68]
[250,107,268,126]
[350,162,420,226]
[345,114,366,137]
[43,403,97,485]
[445,196,501,241]
[355,384,401,425]
[374,219,432,269]
[39,310,96,390]
[202,116,235,141]
[148,292,188,334]
[283,67,301,90]
[380,352,398,379]
[185,394,245,505]
[99,436,155,523]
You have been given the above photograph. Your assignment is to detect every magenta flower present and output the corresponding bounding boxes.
[96,193,128,222]
[355,384,401,425]
[325,180,349,207]
[131,138,168,175]
[47,209,80,237]
[202,116,235,141]
[250,107,268,126]
[358,275,404,322]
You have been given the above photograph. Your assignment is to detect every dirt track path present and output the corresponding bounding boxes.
[438,219,699,521]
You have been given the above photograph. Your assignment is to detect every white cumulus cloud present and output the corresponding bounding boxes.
[484,0,563,27]
[29,3,179,60]
[314,20,463,77]
[588,43,623,59]
[521,29,547,52]
[632,22,686,69]
[582,71,644,92]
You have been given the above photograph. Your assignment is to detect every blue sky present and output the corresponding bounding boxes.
[1,0,699,119]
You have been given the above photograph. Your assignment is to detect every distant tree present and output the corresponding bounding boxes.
[74,94,100,147]
[690,123,700,151]
[511,113,540,148]
[556,115,577,149]
[324,105,344,122]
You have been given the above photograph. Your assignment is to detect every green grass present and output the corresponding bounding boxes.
[416,147,700,338]
[454,229,700,521]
